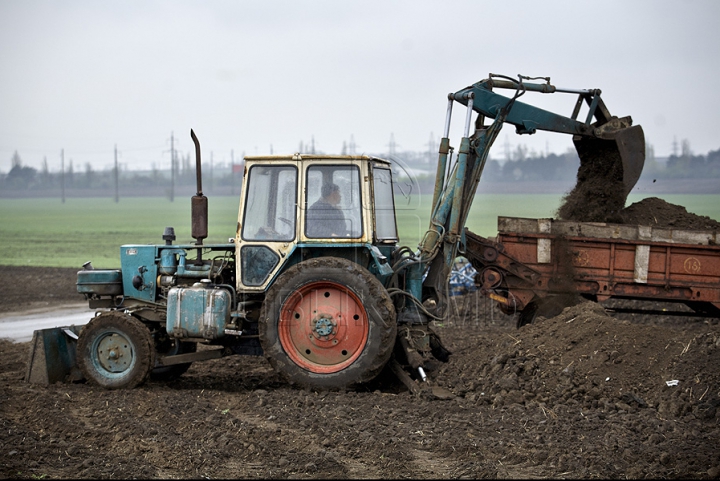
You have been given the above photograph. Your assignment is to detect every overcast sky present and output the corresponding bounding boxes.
[1,0,719,172]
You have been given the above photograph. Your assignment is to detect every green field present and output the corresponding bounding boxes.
[0,197,241,268]
[1,193,718,268]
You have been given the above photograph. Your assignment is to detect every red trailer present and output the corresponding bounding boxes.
[464,217,720,324]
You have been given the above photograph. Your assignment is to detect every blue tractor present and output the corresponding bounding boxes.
[29,74,644,391]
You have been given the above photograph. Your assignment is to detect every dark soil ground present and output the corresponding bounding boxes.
[2,187,719,479]
[2,265,720,479]
[0,266,83,314]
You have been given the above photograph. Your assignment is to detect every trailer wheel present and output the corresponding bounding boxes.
[260,257,396,389]
[150,332,197,381]
[77,311,155,389]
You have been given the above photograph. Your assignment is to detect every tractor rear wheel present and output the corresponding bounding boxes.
[260,257,396,389]
[77,311,155,389]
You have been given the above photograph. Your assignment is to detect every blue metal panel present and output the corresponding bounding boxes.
[76,269,123,296]
[166,285,231,339]
[120,245,158,302]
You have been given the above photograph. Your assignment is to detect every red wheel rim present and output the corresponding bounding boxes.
[278,281,369,373]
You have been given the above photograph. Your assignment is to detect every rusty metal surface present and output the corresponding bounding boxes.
[465,221,720,314]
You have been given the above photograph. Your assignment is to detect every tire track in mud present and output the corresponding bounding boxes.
[195,383,489,478]
[198,389,415,478]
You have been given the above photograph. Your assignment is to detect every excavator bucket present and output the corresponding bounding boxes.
[560,125,645,222]
[25,326,84,385]
[613,125,646,197]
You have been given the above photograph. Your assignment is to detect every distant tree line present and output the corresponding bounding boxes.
[0,151,242,197]
[3,143,720,197]
[643,149,720,179]
[402,143,720,183]
[482,150,580,182]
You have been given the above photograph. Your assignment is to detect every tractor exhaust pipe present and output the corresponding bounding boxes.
[190,129,208,246]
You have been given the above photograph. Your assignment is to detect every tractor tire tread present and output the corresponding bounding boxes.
[260,256,396,389]
[77,311,155,390]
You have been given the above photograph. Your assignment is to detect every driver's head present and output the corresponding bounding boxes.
[321,183,341,205]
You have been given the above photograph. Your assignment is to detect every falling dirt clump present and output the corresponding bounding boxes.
[556,140,627,223]
[620,197,720,230]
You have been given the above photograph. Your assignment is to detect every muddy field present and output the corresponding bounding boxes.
[1,264,720,479]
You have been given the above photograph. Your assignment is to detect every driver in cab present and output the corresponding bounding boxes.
[306,182,349,238]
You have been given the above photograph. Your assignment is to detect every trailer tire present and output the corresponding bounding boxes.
[77,311,155,389]
[260,257,396,389]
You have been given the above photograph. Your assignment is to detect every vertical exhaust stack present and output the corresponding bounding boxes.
[190,129,208,253]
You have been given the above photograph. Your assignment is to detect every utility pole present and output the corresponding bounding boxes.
[230,149,235,195]
[209,151,214,193]
[60,149,65,204]
[170,132,175,202]
[114,144,119,203]
[427,132,435,166]
[349,135,356,155]
[388,133,397,156]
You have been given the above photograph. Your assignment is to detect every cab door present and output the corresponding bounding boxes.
[236,162,298,290]
[370,164,399,243]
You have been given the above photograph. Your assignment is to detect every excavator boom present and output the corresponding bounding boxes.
[452,75,645,200]
[416,74,646,314]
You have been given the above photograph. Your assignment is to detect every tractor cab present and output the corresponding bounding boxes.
[235,154,399,292]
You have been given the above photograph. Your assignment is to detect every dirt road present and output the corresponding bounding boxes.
[1,265,719,479]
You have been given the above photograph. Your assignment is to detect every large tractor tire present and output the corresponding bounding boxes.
[77,311,155,389]
[260,257,396,389]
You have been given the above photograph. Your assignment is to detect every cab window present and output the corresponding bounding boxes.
[305,165,362,238]
[242,165,297,241]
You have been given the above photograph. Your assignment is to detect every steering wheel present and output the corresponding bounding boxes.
[257,226,282,240]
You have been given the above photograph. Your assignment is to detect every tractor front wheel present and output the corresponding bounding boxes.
[77,311,155,389]
[260,257,396,389]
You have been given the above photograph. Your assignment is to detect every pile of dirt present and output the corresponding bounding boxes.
[558,180,720,232]
[2,275,720,479]
[554,141,718,230]
[620,197,720,230]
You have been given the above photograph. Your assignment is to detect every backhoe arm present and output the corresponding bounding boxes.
[452,75,626,137]
[411,74,645,318]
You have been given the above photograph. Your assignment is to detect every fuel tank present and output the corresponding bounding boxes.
[166,282,231,340]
